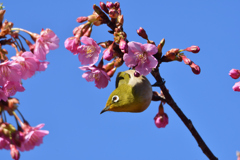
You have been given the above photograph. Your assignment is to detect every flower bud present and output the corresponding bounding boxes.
[154,102,168,128]
[165,49,178,61]
[76,16,88,23]
[103,43,114,61]
[229,69,240,79]
[180,55,192,65]
[87,14,98,23]
[117,15,124,26]
[119,38,127,53]
[100,2,109,13]
[184,45,200,53]
[93,4,110,24]
[114,57,124,67]
[117,8,121,15]
[0,9,6,27]
[233,81,240,92]
[154,113,168,128]
[106,1,114,8]
[157,38,165,53]
[137,27,148,40]
[10,144,20,160]
[73,24,84,36]
[114,2,120,9]
[83,27,92,37]
[109,9,119,19]
[99,40,113,48]
[103,61,114,72]
[107,68,116,77]
[190,62,200,75]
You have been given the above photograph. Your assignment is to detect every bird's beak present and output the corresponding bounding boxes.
[100,106,110,114]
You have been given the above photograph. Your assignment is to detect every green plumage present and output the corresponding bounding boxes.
[101,70,153,114]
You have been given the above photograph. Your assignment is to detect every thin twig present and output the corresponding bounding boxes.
[151,68,218,160]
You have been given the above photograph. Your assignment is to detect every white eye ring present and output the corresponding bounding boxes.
[112,95,119,102]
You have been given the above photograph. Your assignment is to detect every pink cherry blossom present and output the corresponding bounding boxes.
[18,123,49,152]
[79,65,110,89]
[233,81,240,92]
[77,36,101,65]
[154,113,169,128]
[229,69,240,79]
[11,52,39,80]
[0,61,21,86]
[64,37,80,55]
[123,42,158,76]
[34,29,60,61]
[3,81,25,97]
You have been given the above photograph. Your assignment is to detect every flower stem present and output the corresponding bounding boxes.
[12,111,23,126]
[11,28,33,35]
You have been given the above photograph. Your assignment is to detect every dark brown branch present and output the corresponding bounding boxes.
[151,68,218,160]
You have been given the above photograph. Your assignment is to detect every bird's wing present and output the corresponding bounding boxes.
[115,71,131,88]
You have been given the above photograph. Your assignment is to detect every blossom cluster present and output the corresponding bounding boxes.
[64,1,201,130]
[0,28,59,101]
[0,7,59,160]
[229,69,240,91]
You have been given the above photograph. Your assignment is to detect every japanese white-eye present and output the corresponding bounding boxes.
[100,70,152,114]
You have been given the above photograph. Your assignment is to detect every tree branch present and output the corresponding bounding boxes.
[151,68,218,160]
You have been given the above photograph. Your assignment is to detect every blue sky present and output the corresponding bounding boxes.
[1,0,240,159]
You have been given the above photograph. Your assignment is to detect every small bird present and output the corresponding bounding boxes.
[100,70,152,114]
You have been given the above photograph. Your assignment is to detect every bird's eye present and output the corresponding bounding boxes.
[112,95,119,102]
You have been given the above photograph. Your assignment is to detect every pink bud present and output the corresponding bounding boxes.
[10,144,20,160]
[119,38,127,53]
[100,2,109,13]
[154,113,168,128]
[103,48,114,61]
[107,68,116,77]
[109,9,119,18]
[103,61,115,72]
[233,81,240,91]
[181,55,192,65]
[229,69,240,79]
[185,45,200,53]
[137,27,148,40]
[73,24,84,36]
[114,2,120,9]
[76,16,88,23]
[106,1,114,8]
[190,62,201,75]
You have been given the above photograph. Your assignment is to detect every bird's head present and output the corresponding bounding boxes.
[100,84,135,114]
